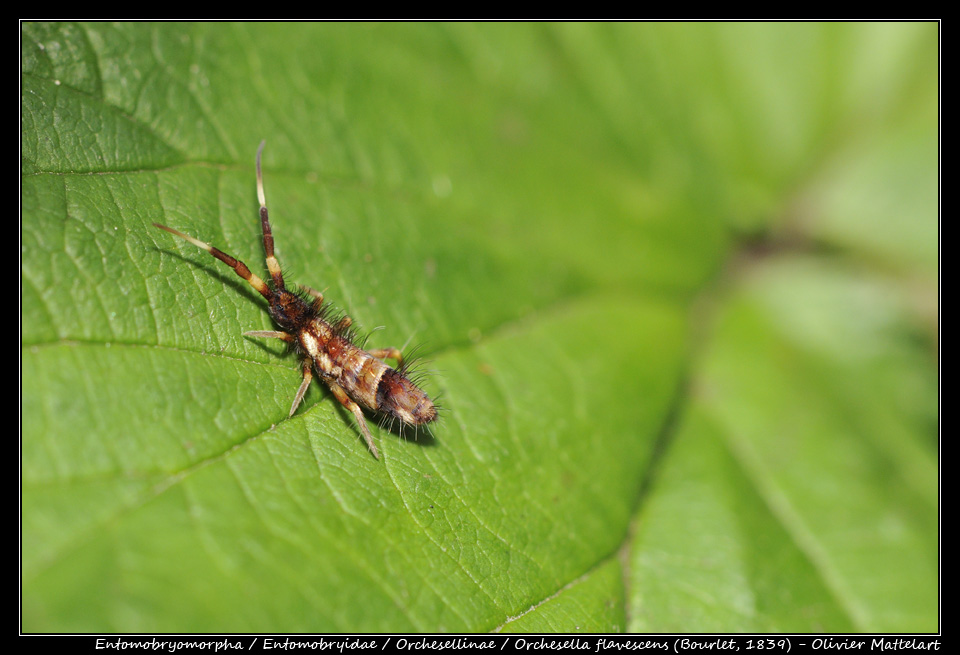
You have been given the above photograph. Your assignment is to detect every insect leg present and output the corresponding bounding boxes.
[327,380,380,459]
[289,359,314,417]
[256,141,286,291]
[243,330,295,342]
[241,331,311,416]
[366,347,403,366]
[153,223,273,301]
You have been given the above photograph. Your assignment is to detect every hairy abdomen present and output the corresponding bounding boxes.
[326,337,437,426]
[376,368,437,425]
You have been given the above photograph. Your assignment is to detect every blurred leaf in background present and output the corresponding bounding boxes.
[21,22,937,632]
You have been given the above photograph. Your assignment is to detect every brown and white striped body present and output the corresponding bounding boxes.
[153,142,436,458]
[295,309,436,428]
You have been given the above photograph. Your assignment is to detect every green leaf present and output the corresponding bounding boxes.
[629,260,937,632]
[22,22,937,632]
[497,558,626,633]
